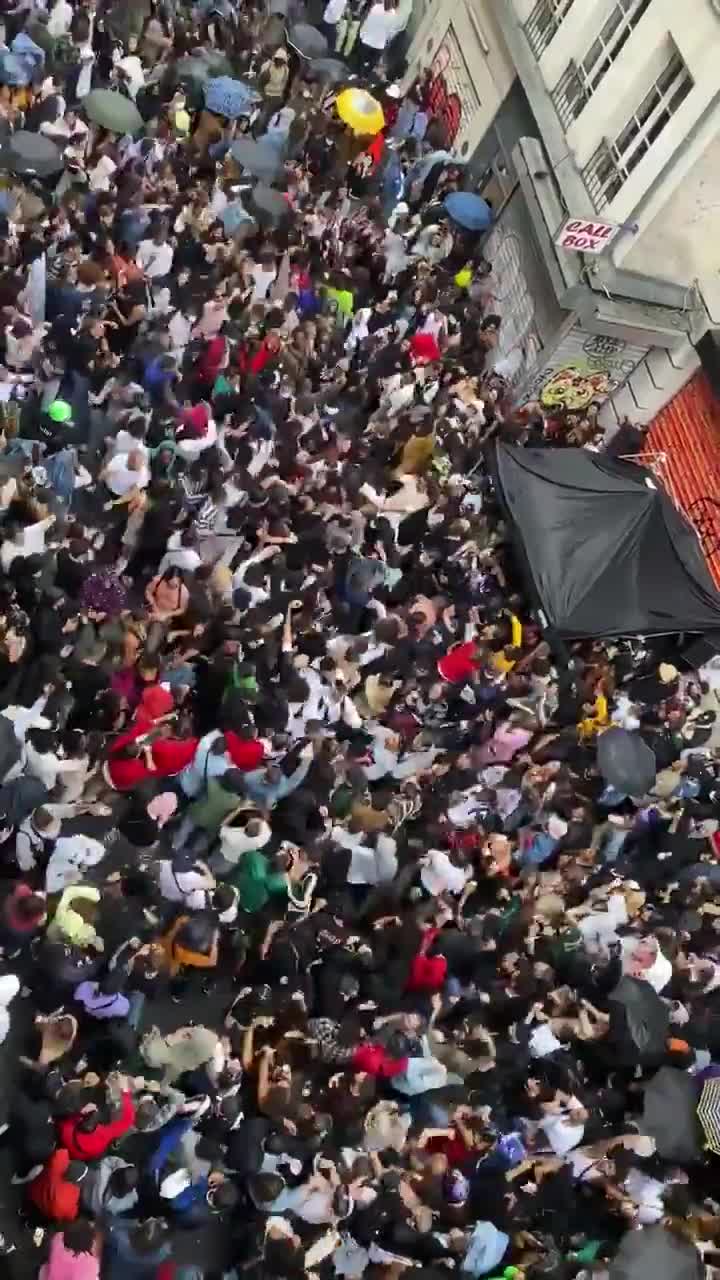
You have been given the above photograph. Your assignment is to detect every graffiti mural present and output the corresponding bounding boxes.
[518,328,650,411]
[426,43,463,146]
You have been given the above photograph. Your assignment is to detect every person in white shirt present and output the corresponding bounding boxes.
[102,450,150,497]
[158,530,203,578]
[357,0,397,73]
[137,226,175,281]
[0,511,55,570]
[322,0,347,48]
[215,814,272,870]
[158,854,216,912]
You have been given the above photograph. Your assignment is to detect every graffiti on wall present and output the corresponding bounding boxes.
[425,26,481,149]
[519,329,650,411]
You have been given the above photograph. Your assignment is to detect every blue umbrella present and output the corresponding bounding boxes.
[444,191,492,232]
[204,76,260,119]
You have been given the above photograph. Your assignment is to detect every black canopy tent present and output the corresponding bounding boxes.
[493,442,720,639]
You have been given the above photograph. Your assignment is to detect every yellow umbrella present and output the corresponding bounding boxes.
[335,88,385,136]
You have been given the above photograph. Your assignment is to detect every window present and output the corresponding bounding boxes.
[524,0,576,58]
[583,48,693,208]
[552,0,652,128]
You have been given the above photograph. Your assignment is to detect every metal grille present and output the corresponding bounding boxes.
[441,23,483,133]
[583,48,693,209]
[552,0,652,127]
[523,0,576,58]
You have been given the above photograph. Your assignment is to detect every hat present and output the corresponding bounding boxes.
[48,399,72,423]
[273,47,288,59]
[659,663,678,683]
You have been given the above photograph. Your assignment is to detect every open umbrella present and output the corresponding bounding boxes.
[308,56,351,84]
[608,976,669,1065]
[642,1068,701,1163]
[610,1227,703,1280]
[229,138,284,183]
[249,184,292,225]
[0,131,63,176]
[82,89,142,134]
[287,22,328,58]
[597,727,656,796]
[697,1077,720,1154]
[204,76,260,119]
[444,191,493,232]
[336,87,384,136]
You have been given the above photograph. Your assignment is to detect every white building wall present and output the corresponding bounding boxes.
[404,0,516,158]
[501,0,720,324]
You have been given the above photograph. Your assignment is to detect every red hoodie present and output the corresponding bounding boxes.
[437,641,482,684]
[224,733,265,772]
[134,685,175,731]
[28,1149,80,1221]
[107,724,154,791]
[57,1091,135,1161]
[151,736,200,776]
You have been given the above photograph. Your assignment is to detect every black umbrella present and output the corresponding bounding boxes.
[608,976,669,1064]
[287,22,328,58]
[597,727,656,796]
[249,184,292,225]
[308,56,351,84]
[229,138,284,182]
[642,1067,702,1163]
[610,1227,703,1280]
[0,130,63,176]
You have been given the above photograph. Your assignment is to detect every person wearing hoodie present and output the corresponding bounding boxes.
[28,1151,88,1222]
[81,1157,139,1217]
[57,1087,136,1161]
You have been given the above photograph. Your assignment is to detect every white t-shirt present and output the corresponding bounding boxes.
[104,452,150,496]
[89,155,117,192]
[360,3,397,48]
[540,1108,585,1156]
[251,264,277,303]
[324,0,346,20]
[137,239,175,279]
[158,861,211,911]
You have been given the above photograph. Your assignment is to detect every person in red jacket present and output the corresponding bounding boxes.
[57,1089,135,1161]
[28,1150,87,1221]
[106,725,156,791]
[224,730,266,772]
[437,640,485,684]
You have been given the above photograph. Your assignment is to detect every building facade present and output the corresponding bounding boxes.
[404,0,720,427]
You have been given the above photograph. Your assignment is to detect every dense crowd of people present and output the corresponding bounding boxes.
[0,2,718,1280]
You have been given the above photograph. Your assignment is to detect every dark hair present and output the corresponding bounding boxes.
[129,1219,169,1254]
[62,1219,95,1255]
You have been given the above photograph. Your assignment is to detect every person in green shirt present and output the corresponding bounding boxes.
[230,847,291,914]
[173,769,247,853]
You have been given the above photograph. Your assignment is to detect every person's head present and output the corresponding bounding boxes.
[14,891,46,924]
[106,1164,139,1200]
[61,1219,95,1256]
[129,1219,169,1255]
[208,1179,239,1212]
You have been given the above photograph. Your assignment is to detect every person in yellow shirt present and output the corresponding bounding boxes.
[577,692,609,741]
